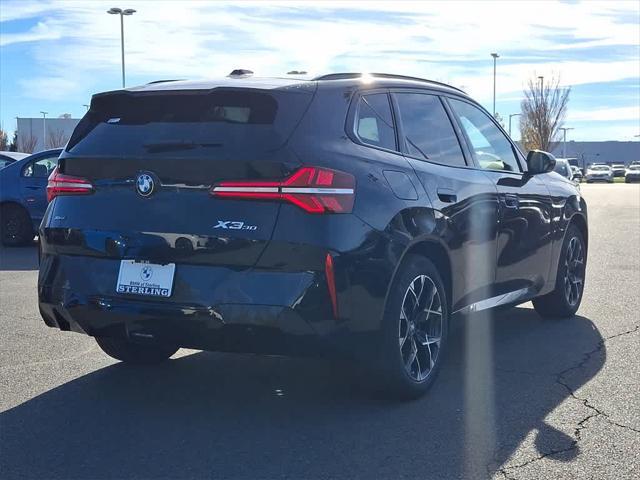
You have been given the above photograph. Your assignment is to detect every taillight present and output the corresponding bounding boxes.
[210,166,355,213]
[46,167,94,202]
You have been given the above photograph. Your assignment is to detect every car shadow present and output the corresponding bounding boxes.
[0,240,39,271]
[0,307,603,479]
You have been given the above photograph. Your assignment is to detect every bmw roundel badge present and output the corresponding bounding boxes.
[136,173,155,197]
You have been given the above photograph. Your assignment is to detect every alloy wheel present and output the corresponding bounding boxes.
[398,275,443,382]
[3,216,20,242]
[564,236,585,306]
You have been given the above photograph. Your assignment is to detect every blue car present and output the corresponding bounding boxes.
[0,148,62,245]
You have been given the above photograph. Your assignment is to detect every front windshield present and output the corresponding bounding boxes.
[591,166,610,171]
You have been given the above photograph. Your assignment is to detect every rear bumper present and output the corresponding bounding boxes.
[38,253,340,355]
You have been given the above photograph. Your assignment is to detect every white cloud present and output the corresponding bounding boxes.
[1,0,639,130]
[569,106,640,122]
[18,76,78,101]
[0,21,61,46]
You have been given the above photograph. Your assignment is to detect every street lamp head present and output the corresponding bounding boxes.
[122,9,136,15]
[107,7,122,14]
[491,53,499,58]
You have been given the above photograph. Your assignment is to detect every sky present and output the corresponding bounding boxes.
[1,0,639,142]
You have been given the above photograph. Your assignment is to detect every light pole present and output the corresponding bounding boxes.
[107,7,136,88]
[491,53,499,116]
[538,75,544,95]
[508,113,521,137]
[40,111,48,149]
[83,104,90,111]
[559,127,574,159]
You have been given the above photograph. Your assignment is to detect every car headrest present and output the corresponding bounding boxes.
[33,163,49,178]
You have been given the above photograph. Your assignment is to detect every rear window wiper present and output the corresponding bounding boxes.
[143,141,223,153]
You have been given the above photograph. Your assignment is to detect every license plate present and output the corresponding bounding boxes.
[116,260,175,297]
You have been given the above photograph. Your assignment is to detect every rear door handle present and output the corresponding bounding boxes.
[437,188,457,203]
[501,194,519,209]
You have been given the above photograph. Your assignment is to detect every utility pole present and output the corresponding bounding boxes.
[491,53,499,116]
[559,127,574,158]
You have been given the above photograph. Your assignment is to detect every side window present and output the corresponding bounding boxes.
[23,156,58,178]
[355,93,397,151]
[394,93,466,166]
[449,98,520,172]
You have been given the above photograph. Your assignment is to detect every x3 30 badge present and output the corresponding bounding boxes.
[213,220,258,231]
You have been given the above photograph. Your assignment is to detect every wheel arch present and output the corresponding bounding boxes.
[390,238,453,312]
[1,200,30,215]
[568,212,588,252]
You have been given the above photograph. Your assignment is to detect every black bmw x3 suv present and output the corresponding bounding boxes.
[38,72,588,397]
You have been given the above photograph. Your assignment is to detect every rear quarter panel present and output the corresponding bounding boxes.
[282,85,442,335]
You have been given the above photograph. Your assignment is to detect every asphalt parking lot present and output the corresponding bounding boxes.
[1,183,638,480]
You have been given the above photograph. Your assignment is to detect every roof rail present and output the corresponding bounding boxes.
[146,79,184,85]
[312,72,465,93]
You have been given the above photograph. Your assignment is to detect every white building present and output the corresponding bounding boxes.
[16,116,80,153]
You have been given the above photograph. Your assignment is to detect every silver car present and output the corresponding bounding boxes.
[553,158,573,181]
[585,164,614,183]
[625,165,640,183]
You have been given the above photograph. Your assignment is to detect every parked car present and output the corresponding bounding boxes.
[38,73,588,398]
[553,158,573,181]
[630,160,640,166]
[585,164,614,183]
[625,164,640,183]
[611,163,626,177]
[0,149,62,245]
[571,165,583,182]
[0,151,29,170]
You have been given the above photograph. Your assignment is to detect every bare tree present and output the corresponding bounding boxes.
[519,75,570,152]
[18,134,38,153]
[47,128,69,148]
[9,131,18,151]
[0,128,8,150]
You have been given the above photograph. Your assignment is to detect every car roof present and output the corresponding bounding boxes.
[24,148,63,159]
[100,72,468,98]
[0,151,29,160]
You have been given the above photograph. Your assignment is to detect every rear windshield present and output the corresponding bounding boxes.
[66,88,314,158]
[591,166,610,171]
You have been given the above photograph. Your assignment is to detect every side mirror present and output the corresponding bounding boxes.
[526,150,556,175]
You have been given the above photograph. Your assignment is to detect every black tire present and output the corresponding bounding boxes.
[95,336,178,364]
[533,224,586,318]
[1,204,34,246]
[370,255,449,399]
